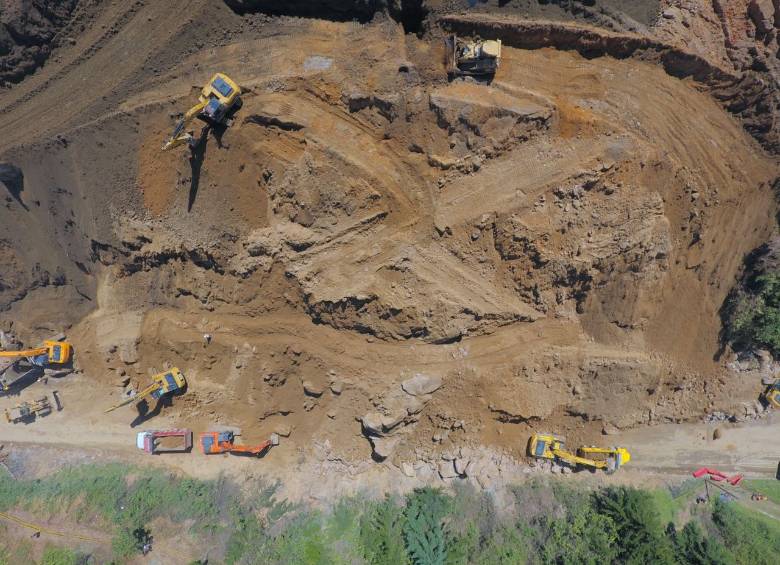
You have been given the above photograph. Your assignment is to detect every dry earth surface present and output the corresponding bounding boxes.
[0,0,778,524]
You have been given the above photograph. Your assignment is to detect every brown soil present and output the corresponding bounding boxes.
[0,0,777,482]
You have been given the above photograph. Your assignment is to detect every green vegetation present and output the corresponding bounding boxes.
[725,271,780,355]
[742,478,780,505]
[1,464,779,564]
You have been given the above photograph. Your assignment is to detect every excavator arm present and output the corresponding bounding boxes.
[162,99,208,151]
[0,348,46,358]
[228,439,273,456]
[552,449,607,470]
[105,382,160,413]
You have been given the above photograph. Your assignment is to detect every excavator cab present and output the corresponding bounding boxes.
[42,340,71,364]
[528,433,565,460]
[762,378,780,408]
[149,367,186,401]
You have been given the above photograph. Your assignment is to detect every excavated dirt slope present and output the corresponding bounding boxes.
[0,0,777,474]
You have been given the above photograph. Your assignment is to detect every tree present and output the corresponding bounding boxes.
[593,487,675,565]
[672,521,735,565]
[403,488,450,565]
[360,496,409,565]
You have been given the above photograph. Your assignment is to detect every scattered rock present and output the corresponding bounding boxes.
[361,412,385,436]
[327,410,337,419]
[401,462,415,477]
[381,411,406,432]
[303,380,324,397]
[662,9,676,20]
[601,422,619,435]
[274,424,292,437]
[329,380,343,395]
[118,343,138,365]
[370,436,401,460]
[713,428,722,440]
[401,374,442,396]
[454,458,469,476]
[438,460,458,479]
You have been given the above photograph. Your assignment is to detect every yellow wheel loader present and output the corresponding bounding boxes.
[162,73,242,151]
[528,433,631,474]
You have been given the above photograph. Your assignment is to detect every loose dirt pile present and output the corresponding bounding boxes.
[0,0,777,480]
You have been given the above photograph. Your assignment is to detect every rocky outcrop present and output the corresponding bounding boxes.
[0,0,80,86]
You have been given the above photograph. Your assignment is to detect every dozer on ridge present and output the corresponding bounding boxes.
[528,433,631,474]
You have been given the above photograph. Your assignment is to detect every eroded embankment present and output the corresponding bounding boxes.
[439,13,778,154]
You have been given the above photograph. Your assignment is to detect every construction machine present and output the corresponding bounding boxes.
[761,377,780,408]
[137,429,193,454]
[105,367,186,413]
[445,34,502,77]
[5,396,52,423]
[162,73,242,151]
[0,340,72,367]
[198,430,279,457]
[528,433,631,474]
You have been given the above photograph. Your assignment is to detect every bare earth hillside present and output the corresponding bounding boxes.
[0,0,777,497]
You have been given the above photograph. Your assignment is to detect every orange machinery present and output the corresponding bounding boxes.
[198,431,279,456]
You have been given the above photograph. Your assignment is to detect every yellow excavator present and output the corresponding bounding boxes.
[761,377,780,408]
[105,367,186,413]
[0,340,72,366]
[528,433,631,474]
[162,73,242,151]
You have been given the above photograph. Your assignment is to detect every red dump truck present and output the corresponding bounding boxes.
[136,429,192,454]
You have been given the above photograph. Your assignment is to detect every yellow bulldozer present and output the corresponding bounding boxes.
[528,433,631,474]
[162,73,242,151]
[444,34,502,77]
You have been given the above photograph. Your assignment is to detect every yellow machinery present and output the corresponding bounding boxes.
[5,396,52,423]
[105,367,186,413]
[162,73,242,151]
[445,34,502,77]
[761,378,780,408]
[0,340,72,366]
[528,433,631,474]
